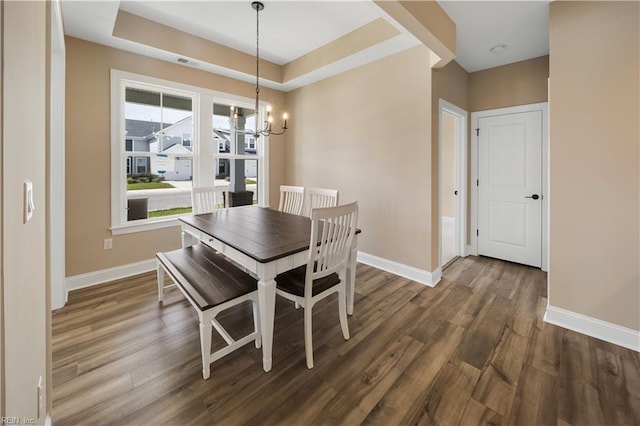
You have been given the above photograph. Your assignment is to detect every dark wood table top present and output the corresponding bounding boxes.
[179,206,315,263]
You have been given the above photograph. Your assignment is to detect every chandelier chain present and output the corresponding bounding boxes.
[255,3,260,114]
[230,2,287,138]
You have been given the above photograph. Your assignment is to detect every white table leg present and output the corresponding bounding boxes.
[157,261,165,302]
[346,235,358,315]
[257,263,277,372]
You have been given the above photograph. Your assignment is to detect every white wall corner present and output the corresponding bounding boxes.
[544,305,640,352]
[65,258,157,297]
[357,251,441,287]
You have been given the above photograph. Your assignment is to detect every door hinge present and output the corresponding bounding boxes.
[476,229,479,236]
[476,128,479,136]
[476,179,479,186]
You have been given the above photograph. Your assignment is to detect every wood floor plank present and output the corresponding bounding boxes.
[362,321,467,425]
[507,364,557,426]
[418,359,482,425]
[455,293,514,371]
[51,258,640,425]
[321,335,424,424]
[52,374,134,424]
[621,357,640,424]
[459,397,506,426]
[594,347,638,425]
[472,326,528,416]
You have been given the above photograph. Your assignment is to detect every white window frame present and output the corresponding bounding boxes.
[110,69,269,235]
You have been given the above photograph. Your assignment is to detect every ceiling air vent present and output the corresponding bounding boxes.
[177,57,189,64]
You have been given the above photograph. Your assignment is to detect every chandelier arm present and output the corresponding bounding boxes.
[265,128,286,136]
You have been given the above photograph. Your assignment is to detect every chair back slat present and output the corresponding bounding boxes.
[306,202,358,297]
[304,187,339,217]
[192,186,226,214]
[279,185,305,215]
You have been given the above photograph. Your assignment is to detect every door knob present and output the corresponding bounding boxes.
[525,194,540,200]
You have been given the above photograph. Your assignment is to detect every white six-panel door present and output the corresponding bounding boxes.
[478,111,542,267]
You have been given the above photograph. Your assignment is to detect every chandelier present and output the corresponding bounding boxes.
[230,1,288,138]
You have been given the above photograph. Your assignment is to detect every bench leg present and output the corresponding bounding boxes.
[157,261,165,302]
[199,313,213,380]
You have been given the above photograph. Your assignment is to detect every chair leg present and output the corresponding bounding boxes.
[157,262,164,302]
[338,287,350,340]
[199,315,213,380]
[252,298,262,349]
[304,305,314,369]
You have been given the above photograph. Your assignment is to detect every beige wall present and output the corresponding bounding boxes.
[65,37,286,276]
[549,1,639,331]
[285,46,433,271]
[469,55,549,112]
[2,1,48,418]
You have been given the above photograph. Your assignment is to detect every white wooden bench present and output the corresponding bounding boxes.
[156,244,261,379]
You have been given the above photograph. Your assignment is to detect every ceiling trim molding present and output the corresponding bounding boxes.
[282,18,400,83]
[112,10,282,84]
[374,0,456,69]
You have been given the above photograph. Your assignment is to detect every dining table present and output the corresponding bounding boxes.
[179,205,359,372]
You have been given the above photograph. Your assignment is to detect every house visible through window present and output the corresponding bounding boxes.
[111,70,268,234]
[213,103,259,204]
[122,85,193,224]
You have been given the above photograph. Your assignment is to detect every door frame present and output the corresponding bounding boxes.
[438,99,468,266]
[470,102,548,271]
[50,0,66,309]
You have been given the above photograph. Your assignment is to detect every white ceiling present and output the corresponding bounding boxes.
[118,1,382,65]
[437,1,550,72]
[61,1,551,85]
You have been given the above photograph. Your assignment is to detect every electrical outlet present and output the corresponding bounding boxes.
[103,238,113,250]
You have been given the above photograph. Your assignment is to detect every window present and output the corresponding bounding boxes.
[245,136,256,151]
[213,104,260,205]
[182,133,191,148]
[111,70,269,234]
[135,157,148,174]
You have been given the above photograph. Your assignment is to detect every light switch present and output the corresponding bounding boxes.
[24,181,34,223]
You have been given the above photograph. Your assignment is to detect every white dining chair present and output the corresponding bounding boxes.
[185,186,226,247]
[192,186,226,215]
[278,185,305,215]
[303,187,339,217]
[275,202,358,369]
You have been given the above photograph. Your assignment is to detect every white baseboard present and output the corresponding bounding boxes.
[65,252,444,302]
[65,258,157,296]
[544,305,640,352]
[357,251,441,287]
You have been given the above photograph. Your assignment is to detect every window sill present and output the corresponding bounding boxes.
[110,217,182,235]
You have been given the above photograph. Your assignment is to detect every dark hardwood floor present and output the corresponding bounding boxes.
[51,256,640,425]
